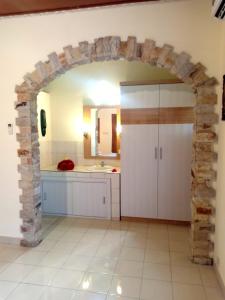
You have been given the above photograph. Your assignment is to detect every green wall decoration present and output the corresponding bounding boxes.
[40,109,47,136]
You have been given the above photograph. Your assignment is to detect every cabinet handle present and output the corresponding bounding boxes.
[154,147,158,160]
[160,147,162,160]
[43,192,47,201]
[103,196,106,204]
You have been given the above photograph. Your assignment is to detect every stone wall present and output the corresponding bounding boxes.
[15,36,218,264]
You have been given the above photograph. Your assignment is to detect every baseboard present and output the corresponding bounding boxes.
[214,264,225,297]
[0,235,21,245]
[121,216,190,226]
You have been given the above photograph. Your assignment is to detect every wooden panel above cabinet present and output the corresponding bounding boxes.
[121,107,194,125]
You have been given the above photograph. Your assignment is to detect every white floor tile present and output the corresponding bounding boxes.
[199,266,220,288]
[0,262,9,273]
[119,247,145,262]
[172,266,202,285]
[0,280,17,299]
[33,239,57,252]
[205,287,225,300]
[0,263,34,282]
[6,283,46,300]
[109,275,141,298]
[170,252,197,268]
[140,279,173,300]
[144,249,170,265]
[73,290,107,300]
[146,238,169,251]
[107,295,135,300]
[169,240,190,253]
[15,251,47,265]
[22,266,58,285]
[37,286,75,300]
[88,258,117,275]
[173,283,206,300]
[51,269,84,289]
[79,272,112,294]
[96,245,122,259]
[143,263,171,281]
[40,251,70,268]
[63,255,92,271]
[115,260,143,277]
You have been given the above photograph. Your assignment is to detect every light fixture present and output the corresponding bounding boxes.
[116,123,122,135]
[117,284,122,295]
[83,122,90,139]
[82,279,90,290]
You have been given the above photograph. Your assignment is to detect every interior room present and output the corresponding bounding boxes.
[0,0,225,299]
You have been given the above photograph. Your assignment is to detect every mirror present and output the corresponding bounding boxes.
[83,105,120,159]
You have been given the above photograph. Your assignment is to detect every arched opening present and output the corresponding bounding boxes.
[15,36,218,265]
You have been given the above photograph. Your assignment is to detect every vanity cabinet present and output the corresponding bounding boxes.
[42,180,72,215]
[71,181,107,218]
[120,82,194,222]
[41,171,120,219]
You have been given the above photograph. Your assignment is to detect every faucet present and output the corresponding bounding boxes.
[100,161,105,167]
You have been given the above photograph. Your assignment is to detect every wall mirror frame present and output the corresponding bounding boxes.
[83,105,120,159]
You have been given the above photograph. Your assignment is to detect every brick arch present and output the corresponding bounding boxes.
[15,36,218,265]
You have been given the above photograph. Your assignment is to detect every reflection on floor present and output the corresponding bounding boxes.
[0,215,223,300]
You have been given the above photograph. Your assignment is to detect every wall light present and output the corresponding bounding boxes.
[116,123,122,135]
[83,122,91,139]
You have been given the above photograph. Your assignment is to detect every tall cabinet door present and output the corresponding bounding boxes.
[157,124,192,221]
[121,125,158,218]
[121,85,159,218]
[157,83,194,221]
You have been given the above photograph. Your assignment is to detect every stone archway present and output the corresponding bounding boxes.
[15,36,218,265]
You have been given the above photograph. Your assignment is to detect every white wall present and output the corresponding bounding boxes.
[0,0,223,244]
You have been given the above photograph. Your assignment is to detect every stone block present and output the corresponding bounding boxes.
[16,117,32,127]
[35,61,49,83]
[15,82,33,94]
[141,39,156,63]
[195,151,217,162]
[125,36,138,61]
[157,44,173,67]
[196,113,218,125]
[192,221,214,233]
[194,142,213,152]
[63,45,74,65]
[193,183,216,198]
[170,52,191,75]
[163,51,177,70]
[192,256,213,265]
[110,36,121,59]
[48,52,63,74]
[195,130,217,142]
[195,104,215,114]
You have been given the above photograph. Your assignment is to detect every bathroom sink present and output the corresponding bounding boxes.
[86,165,114,172]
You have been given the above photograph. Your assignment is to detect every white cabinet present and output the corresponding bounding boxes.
[121,125,158,218]
[72,181,107,218]
[157,124,192,221]
[120,83,193,221]
[41,174,112,219]
[42,180,72,215]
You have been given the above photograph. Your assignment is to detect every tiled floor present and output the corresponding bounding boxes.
[0,216,224,300]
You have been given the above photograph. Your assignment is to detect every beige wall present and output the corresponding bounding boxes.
[0,0,223,249]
